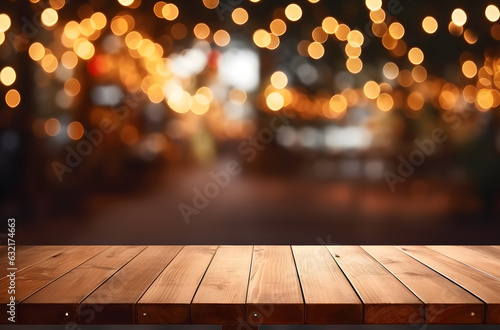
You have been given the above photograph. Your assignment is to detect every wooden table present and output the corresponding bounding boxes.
[1,245,499,327]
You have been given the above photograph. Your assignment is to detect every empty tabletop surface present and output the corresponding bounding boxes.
[1,245,499,325]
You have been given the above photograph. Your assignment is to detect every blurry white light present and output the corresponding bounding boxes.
[102,35,123,54]
[324,126,372,150]
[339,159,361,178]
[298,126,322,149]
[276,126,296,148]
[218,46,259,91]
[170,48,208,78]
[296,62,318,85]
[334,71,354,90]
[91,85,124,106]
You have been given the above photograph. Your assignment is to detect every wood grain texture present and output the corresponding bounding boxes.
[191,246,253,324]
[81,245,183,324]
[246,246,304,325]
[362,245,484,324]
[0,245,108,324]
[292,246,362,324]
[0,245,72,277]
[137,245,218,324]
[461,246,500,262]
[327,246,423,324]
[399,245,500,324]
[19,246,145,324]
[428,245,500,280]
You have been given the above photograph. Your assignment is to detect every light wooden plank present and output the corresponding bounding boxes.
[428,246,500,280]
[0,245,73,277]
[327,246,423,324]
[363,245,484,324]
[191,246,253,324]
[137,245,218,324]
[399,245,500,324]
[292,246,362,324]
[246,246,304,325]
[19,246,145,324]
[462,246,500,262]
[0,245,108,325]
[81,245,183,324]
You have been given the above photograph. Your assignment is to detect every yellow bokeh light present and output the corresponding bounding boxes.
[462,60,477,78]
[41,8,58,27]
[365,0,382,11]
[49,0,65,10]
[408,47,424,65]
[377,93,393,111]
[41,54,58,73]
[64,21,80,39]
[383,62,399,79]
[148,84,165,103]
[90,12,107,30]
[285,4,302,22]
[369,9,386,23]
[194,23,210,39]
[197,86,213,102]
[214,29,230,47]
[0,14,11,32]
[347,30,364,47]
[270,71,288,89]
[329,94,347,113]
[476,89,494,111]
[346,57,363,74]
[363,81,380,99]
[74,38,95,60]
[463,29,477,44]
[64,78,81,97]
[407,92,424,110]
[118,0,134,6]
[203,0,219,9]
[67,121,84,140]
[5,89,20,108]
[191,94,210,115]
[322,17,338,34]
[388,22,405,39]
[162,4,179,20]
[232,8,248,25]
[452,8,467,26]
[312,27,328,43]
[168,90,192,113]
[153,2,166,18]
[345,44,361,58]
[448,22,463,36]
[270,19,287,36]
[422,16,438,34]
[29,42,45,61]
[111,17,128,35]
[61,51,78,69]
[125,31,142,49]
[439,90,457,110]
[308,42,324,59]
[335,24,350,41]
[253,29,271,48]
[412,65,427,83]
[1,67,18,86]
[486,5,500,22]
[229,88,247,105]
[0,31,4,45]
[267,92,285,110]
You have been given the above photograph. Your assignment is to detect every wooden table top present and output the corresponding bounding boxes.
[1,245,499,325]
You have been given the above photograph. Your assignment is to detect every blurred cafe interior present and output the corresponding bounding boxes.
[0,0,499,244]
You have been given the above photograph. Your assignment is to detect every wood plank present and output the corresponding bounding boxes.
[246,246,304,325]
[362,245,484,324]
[136,245,218,324]
[19,246,145,324]
[462,246,500,262]
[326,246,423,324]
[428,246,500,280]
[398,245,500,324]
[191,246,253,324]
[292,246,362,324]
[0,245,108,324]
[0,246,78,277]
[81,245,183,324]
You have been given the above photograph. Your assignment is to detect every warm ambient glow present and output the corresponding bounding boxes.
[422,16,438,34]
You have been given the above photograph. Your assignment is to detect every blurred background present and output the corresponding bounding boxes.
[0,0,499,244]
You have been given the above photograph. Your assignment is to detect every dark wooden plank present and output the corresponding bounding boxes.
[326,246,423,324]
[362,245,484,324]
[292,246,362,324]
[428,246,500,280]
[0,246,77,277]
[81,245,183,324]
[136,245,218,324]
[399,245,500,324]
[246,246,304,325]
[19,246,145,324]
[0,245,108,324]
[191,246,253,324]
[462,246,500,262]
